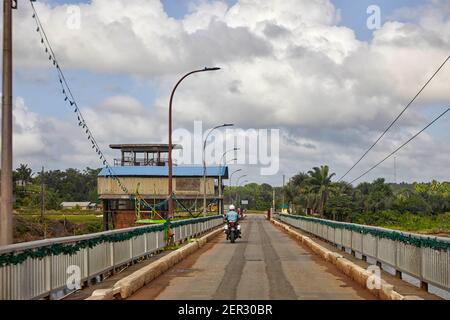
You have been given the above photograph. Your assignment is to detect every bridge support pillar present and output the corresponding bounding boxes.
[102,199,109,231]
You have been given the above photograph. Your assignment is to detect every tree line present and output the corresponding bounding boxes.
[12,163,450,227]
[226,165,450,225]
[12,163,100,210]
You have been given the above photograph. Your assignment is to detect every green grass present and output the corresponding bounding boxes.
[14,208,101,216]
[16,213,102,224]
[354,211,450,235]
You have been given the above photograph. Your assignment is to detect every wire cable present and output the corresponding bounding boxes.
[29,1,129,193]
[349,108,450,184]
[338,55,450,182]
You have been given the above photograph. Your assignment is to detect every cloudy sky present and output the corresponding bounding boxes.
[1,0,450,186]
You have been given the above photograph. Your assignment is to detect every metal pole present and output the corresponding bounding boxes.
[282,174,285,212]
[0,0,13,245]
[229,169,242,188]
[219,156,237,215]
[219,148,237,214]
[203,124,232,216]
[234,174,247,204]
[394,156,397,184]
[168,67,220,219]
[237,179,248,208]
[40,166,45,222]
[272,188,275,213]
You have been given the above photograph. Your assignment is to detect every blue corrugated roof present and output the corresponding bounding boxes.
[98,166,228,178]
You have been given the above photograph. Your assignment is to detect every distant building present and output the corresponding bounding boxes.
[60,201,97,210]
[98,144,229,230]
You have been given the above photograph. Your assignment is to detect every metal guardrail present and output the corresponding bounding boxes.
[0,216,223,300]
[275,213,450,293]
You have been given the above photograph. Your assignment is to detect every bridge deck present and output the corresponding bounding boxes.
[129,215,375,300]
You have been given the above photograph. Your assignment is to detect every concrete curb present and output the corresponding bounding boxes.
[270,218,408,300]
[85,227,223,300]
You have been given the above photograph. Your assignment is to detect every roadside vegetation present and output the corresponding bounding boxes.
[12,164,102,242]
[12,163,450,238]
[227,165,450,236]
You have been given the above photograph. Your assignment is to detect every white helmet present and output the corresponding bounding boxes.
[229,204,235,210]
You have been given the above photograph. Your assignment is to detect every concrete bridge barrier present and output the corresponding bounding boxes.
[274,213,450,296]
[87,227,223,300]
[270,217,408,300]
[0,215,223,300]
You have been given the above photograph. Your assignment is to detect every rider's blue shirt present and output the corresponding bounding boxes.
[226,210,239,222]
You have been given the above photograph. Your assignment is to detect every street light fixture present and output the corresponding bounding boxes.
[229,169,242,187]
[239,180,249,187]
[217,150,238,215]
[203,123,234,216]
[235,174,248,187]
[234,174,247,202]
[168,67,221,219]
[220,147,239,167]
[236,179,249,205]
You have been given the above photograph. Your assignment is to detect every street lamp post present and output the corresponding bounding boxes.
[219,157,237,214]
[235,174,247,204]
[228,169,242,207]
[229,169,242,188]
[237,179,248,206]
[202,124,233,216]
[218,148,238,215]
[168,67,220,219]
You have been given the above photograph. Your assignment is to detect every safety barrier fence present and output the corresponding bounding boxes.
[275,213,450,293]
[0,215,223,300]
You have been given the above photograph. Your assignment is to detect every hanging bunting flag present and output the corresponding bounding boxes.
[31,7,129,197]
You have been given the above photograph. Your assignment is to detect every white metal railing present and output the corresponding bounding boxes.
[0,215,223,300]
[275,213,450,293]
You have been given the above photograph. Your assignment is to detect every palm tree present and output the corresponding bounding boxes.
[15,163,33,185]
[307,165,336,217]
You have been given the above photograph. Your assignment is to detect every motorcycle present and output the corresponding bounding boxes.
[224,220,241,243]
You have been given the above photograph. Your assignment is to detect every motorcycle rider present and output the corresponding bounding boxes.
[225,204,241,239]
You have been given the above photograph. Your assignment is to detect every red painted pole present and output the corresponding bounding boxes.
[167,67,220,219]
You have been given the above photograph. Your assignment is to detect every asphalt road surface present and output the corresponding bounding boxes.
[129,215,375,300]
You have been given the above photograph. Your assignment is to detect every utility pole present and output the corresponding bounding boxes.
[272,188,275,213]
[394,156,397,184]
[1,0,14,246]
[40,167,45,222]
[282,174,285,212]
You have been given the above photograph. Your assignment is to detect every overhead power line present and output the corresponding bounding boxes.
[349,107,450,185]
[338,55,450,182]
